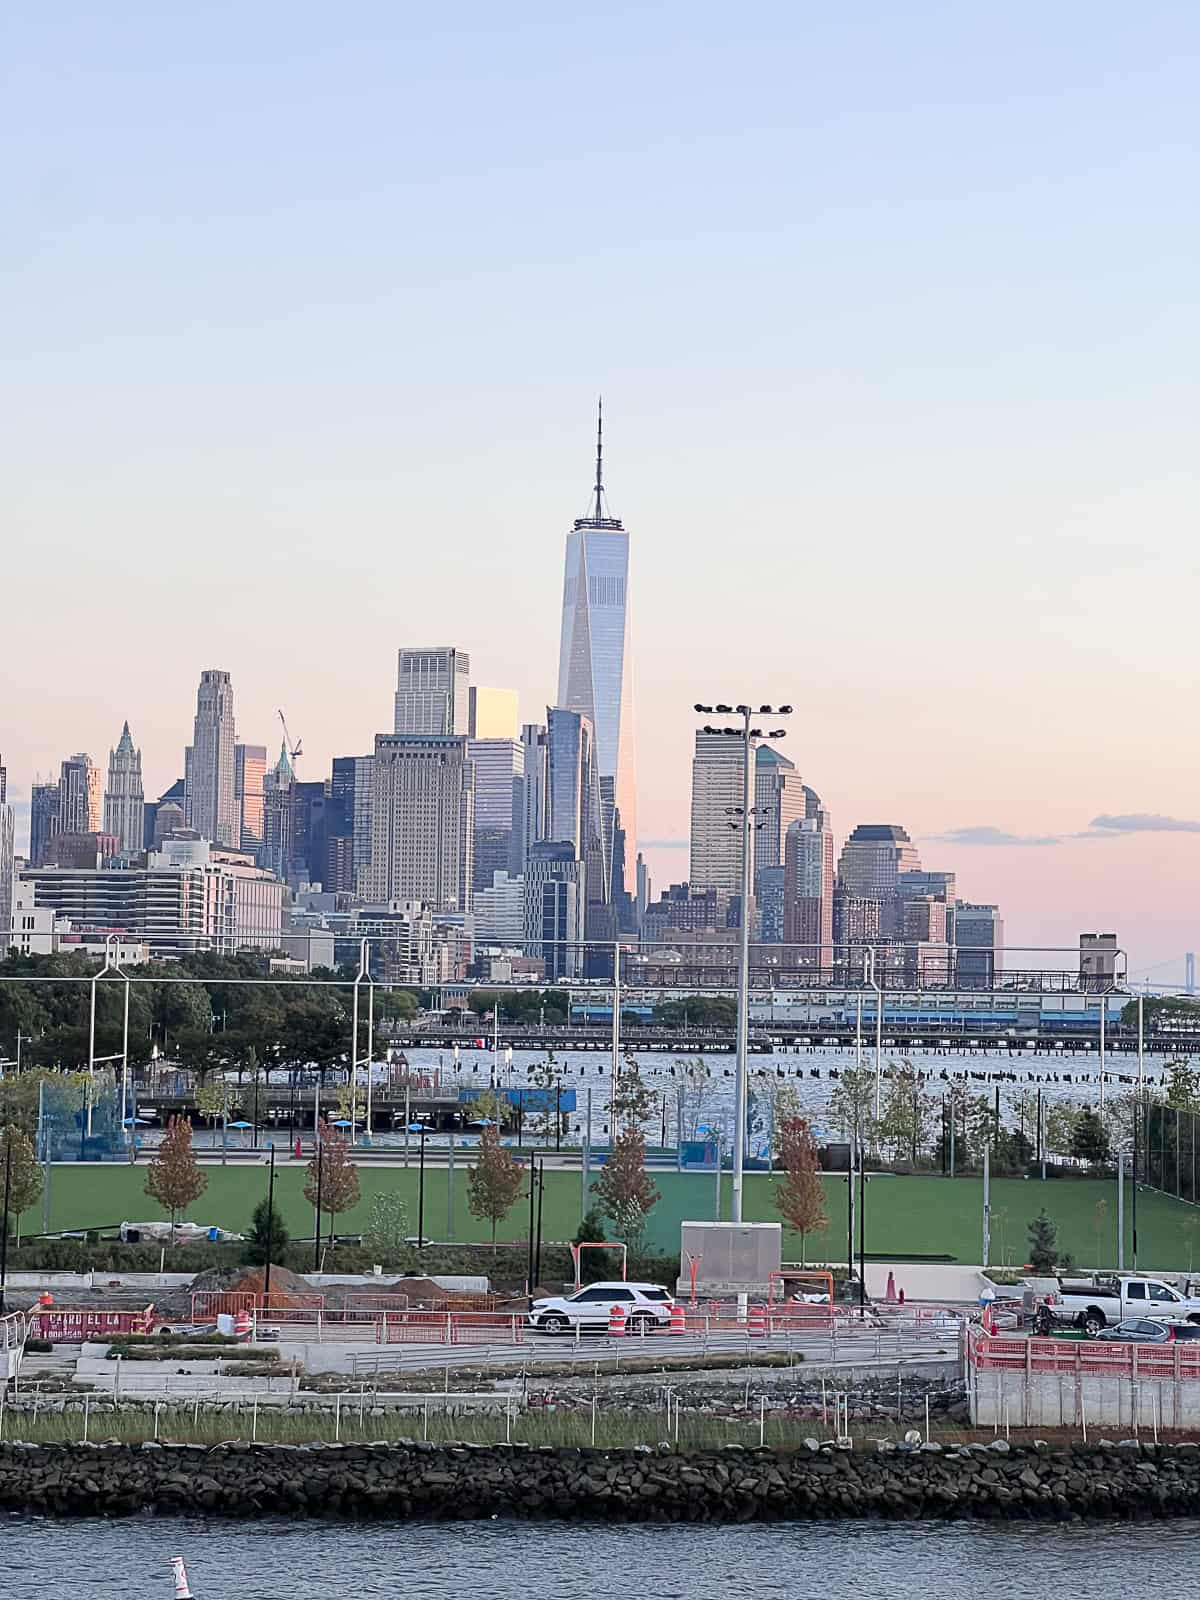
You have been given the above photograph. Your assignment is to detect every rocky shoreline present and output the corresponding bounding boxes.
[3,1438,1200,1522]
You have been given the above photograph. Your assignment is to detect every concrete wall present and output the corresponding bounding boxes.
[971,1365,1200,1430]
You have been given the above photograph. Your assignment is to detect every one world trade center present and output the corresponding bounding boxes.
[556,403,637,929]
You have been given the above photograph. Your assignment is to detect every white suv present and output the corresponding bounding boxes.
[528,1281,675,1335]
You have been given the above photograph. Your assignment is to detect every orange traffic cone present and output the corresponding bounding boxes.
[669,1301,687,1336]
[608,1303,627,1338]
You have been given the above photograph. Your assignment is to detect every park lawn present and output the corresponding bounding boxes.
[26,1162,1200,1271]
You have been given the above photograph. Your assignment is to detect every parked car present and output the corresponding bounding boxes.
[1035,1276,1200,1337]
[1095,1318,1200,1344]
[528,1281,675,1335]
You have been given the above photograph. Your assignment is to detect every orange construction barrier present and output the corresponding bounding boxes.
[748,1302,769,1338]
[608,1303,627,1338]
[234,1309,253,1339]
[668,1302,686,1336]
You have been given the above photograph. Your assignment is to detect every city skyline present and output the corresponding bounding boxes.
[5,7,1199,974]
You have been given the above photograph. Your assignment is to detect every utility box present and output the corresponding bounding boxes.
[677,1221,782,1298]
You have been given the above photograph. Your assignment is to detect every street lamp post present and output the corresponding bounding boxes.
[693,701,792,1223]
[406,1122,428,1249]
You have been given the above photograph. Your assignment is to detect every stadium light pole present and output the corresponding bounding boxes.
[694,701,792,1223]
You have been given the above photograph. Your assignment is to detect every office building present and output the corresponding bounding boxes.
[643,883,734,940]
[467,735,524,891]
[261,742,294,882]
[29,781,59,866]
[689,731,745,894]
[468,687,519,739]
[755,866,786,943]
[0,801,13,955]
[363,734,473,911]
[44,832,120,869]
[833,893,883,949]
[235,744,267,857]
[900,867,957,945]
[153,801,186,845]
[520,723,549,866]
[754,745,807,876]
[546,707,608,939]
[184,669,239,847]
[473,870,526,947]
[102,722,145,854]
[0,754,5,803]
[556,406,637,910]
[22,841,282,958]
[783,812,835,967]
[957,903,1004,986]
[524,841,585,979]
[836,823,921,938]
[331,754,375,893]
[393,647,470,736]
[58,754,102,836]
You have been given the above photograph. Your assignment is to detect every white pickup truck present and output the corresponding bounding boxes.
[1036,1276,1200,1336]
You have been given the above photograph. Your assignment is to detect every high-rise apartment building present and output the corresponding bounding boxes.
[689,731,745,894]
[235,744,267,857]
[393,647,470,736]
[184,670,238,847]
[102,722,145,854]
[556,407,637,914]
[363,734,473,911]
[468,687,519,740]
[58,754,102,836]
[29,781,59,866]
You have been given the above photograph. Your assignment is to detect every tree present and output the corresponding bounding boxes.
[773,1117,828,1264]
[144,1116,207,1243]
[611,1060,656,1132]
[466,1123,525,1250]
[468,1087,516,1132]
[877,1063,936,1167]
[1045,1103,1079,1158]
[827,1065,878,1156]
[573,1205,615,1280]
[243,1195,289,1266]
[594,1126,660,1250]
[0,1126,43,1243]
[676,1057,714,1141]
[1027,1209,1061,1276]
[524,1052,562,1144]
[363,1191,410,1260]
[1071,1106,1111,1166]
[303,1119,361,1248]
[1164,1058,1200,1112]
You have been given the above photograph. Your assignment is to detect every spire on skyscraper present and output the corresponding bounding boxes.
[594,396,604,521]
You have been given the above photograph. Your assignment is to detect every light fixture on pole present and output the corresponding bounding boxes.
[693,700,792,1223]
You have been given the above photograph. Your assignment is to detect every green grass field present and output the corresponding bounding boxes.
[29,1160,1200,1270]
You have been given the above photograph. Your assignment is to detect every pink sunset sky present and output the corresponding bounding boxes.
[4,5,1198,982]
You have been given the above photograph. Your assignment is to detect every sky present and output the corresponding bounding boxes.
[3,3,1199,981]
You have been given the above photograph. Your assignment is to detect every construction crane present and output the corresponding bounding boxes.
[277,708,303,772]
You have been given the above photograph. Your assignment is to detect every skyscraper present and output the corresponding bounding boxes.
[30,780,60,866]
[524,841,585,980]
[363,733,473,911]
[102,722,145,854]
[331,754,375,893]
[261,742,294,881]
[394,647,470,736]
[556,405,636,917]
[468,687,519,739]
[58,754,101,835]
[836,823,921,938]
[546,706,608,938]
[753,745,807,876]
[185,669,238,847]
[689,731,745,894]
[235,744,267,857]
[0,794,13,955]
[467,735,524,892]
[520,723,549,868]
[0,753,6,804]
[784,812,835,969]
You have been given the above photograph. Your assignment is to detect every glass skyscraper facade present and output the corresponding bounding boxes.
[555,409,636,919]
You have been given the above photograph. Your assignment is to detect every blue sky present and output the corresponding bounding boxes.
[3,3,1199,972]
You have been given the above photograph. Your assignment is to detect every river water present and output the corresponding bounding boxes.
[6,1515,1197,1598]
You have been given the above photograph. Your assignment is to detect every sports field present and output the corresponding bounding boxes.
[28,1161,1200,1269]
